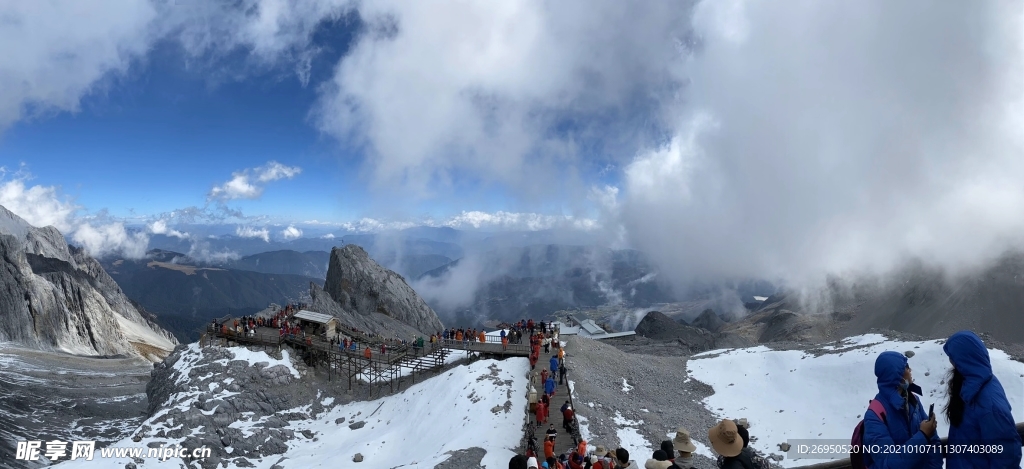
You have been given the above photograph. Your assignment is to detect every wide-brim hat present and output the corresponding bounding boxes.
[595,445,607,456]
[673,427,697,453]
[708,419,743,457]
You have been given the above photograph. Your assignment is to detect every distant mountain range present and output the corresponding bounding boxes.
[99,250,320,342]
[218,250,331,278]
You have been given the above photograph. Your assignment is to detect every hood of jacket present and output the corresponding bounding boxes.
[875,351,915,410]
[943,330,994,404]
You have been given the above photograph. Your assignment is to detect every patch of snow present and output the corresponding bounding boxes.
[211,348,299,379]
[57,356,529,469]
[753,296,768,301]
[687,335,1024,467]
[113,312,175,352]
[621,378,633,393]
[613,411,652,464]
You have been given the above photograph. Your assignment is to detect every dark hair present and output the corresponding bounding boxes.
[944,367,965,427]
[661,440,675,455]
[617,447,630,463]
[737,425,750,448]
[547,456,558,465]
[508,454,528,469]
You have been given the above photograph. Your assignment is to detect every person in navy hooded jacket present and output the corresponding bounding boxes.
[863,351,942,469]
[943,331,1022,469]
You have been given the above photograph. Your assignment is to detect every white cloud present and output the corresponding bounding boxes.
[340,218,419,233]
[336,211,599,233]
[440,211,598,232]
[186,239,241,263]
[0,178,77,232]
[321,233,336,239]
[314,0,690,196]
[0,0,158,131]
[614,0,1024,288]
[280,225,303,240]
[149,219,190,239]
[256,161,302,182]
[208,161,302,201]
[0,174,150,258]
[71,222,148,259]
[235,226,271,242]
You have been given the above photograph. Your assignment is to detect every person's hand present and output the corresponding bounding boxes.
[920,416,936,438]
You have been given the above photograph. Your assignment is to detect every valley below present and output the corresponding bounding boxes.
[0,344,153,469]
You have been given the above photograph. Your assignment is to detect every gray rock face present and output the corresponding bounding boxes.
[0,205,177,360]
[635,311,716,351]
[322,245,445,335]
[432,448,486,469]
[691,309,726,333]
[143,344,320,469]
[310,283,427,340]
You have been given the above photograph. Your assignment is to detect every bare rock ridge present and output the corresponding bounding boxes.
[317,244,444,336]
[0,205,177,361]
[635,311,717,351]
[690,308,726,333]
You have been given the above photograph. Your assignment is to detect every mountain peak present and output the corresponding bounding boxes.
[0,203,177,361]
[322,244,444,335]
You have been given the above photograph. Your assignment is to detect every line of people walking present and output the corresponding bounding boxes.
[511,330,1022,469]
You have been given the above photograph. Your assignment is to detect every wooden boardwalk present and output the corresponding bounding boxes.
[203,325,531,396]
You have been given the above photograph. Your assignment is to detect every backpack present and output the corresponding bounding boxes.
[850,399,887,469]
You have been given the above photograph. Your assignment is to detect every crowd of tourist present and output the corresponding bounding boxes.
[509,330,1022,469]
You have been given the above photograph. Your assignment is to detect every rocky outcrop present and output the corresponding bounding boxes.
[691,308,726,333]
[144,344,317,469]
[0,205,177,361]
[635,311,716,351]
[322,245,444,335]
[309,283,425,339]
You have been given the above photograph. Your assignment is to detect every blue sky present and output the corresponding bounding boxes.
[3,19,380,223]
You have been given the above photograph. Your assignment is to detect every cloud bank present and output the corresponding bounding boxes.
[3,0,1022,294]
[236,226,271,243]
[615,0,1024,288]
[319,0,1024,291]
[0,171,149,258]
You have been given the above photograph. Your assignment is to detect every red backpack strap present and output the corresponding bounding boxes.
[867,399,887,423]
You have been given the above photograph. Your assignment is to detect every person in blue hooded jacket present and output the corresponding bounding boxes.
[943,331,1022,469]
[550,355,559,374]
[545,376,556,397]
[863,351,942,469]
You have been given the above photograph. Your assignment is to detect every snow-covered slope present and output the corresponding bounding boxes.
[687,334,1024,467]
[57,344,528,468]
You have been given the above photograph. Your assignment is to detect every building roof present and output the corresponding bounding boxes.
[579,320,606,335]
[293,310,336,324]
[559,315,635,340]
